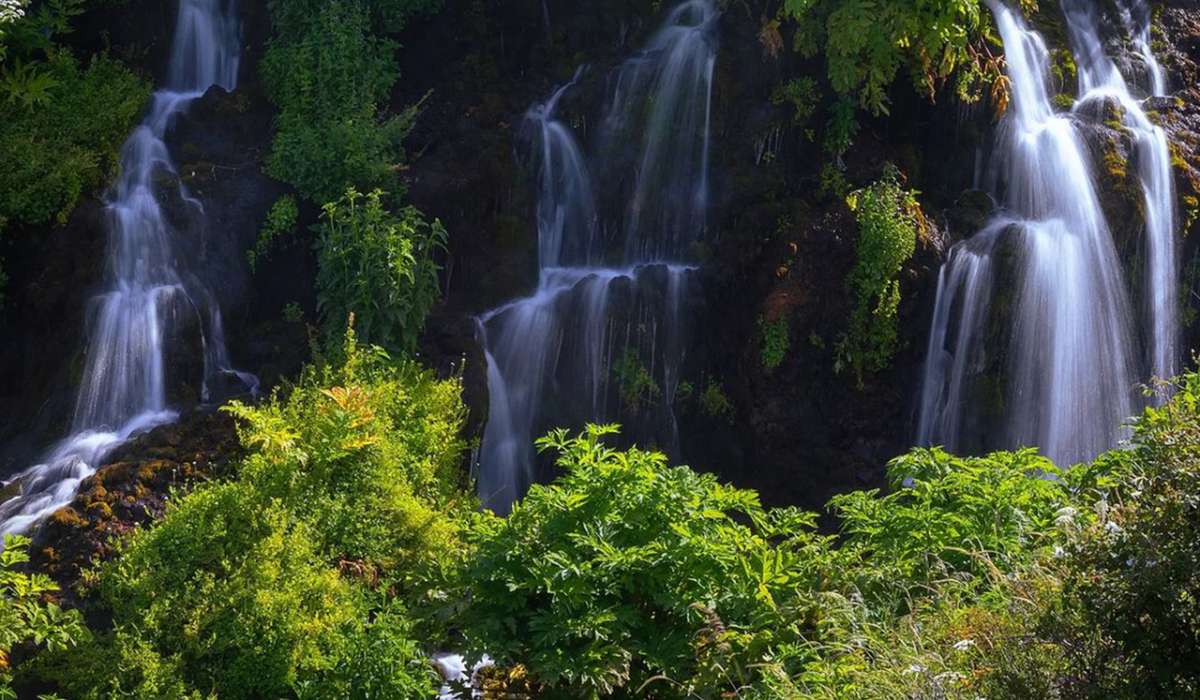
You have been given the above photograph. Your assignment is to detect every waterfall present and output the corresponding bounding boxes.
[917,0,1177,465]
[1062,0,1178,387]
[477,0,716,514]
[0,0,251,538]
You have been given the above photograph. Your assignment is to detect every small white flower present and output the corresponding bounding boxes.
[903,664,926,676]
[1104,520,1122,535]
[952,639,976,651]
[1054,545,1066,558]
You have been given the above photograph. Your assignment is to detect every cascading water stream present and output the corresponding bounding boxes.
[0,0,250,537]
[917,0,1177,465]
[1062,0,1178,387]
[476,0,716,514]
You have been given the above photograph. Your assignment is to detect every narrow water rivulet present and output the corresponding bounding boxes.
[476,0,716,513]
[0,0,251,537]
[917,0,1178,465]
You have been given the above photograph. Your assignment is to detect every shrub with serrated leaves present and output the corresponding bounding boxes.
[227,327,470,571]
[458,424,838,698]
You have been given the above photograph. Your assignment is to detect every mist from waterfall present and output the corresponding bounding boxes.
[917,0,1178,466]
[477,0,716,514]
[0,0,251,538]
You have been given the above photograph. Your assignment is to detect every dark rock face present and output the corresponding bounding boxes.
[396,0,964,511]
[1158,6,1200,358]
[0,202,108,473]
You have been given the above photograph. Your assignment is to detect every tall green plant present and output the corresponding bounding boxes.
[315,188,446,353]
[835,165,922,382]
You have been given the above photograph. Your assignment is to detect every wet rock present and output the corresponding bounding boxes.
[29,410,242,597]
[945,190,997,241]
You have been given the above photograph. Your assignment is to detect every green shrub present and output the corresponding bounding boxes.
[98,483,370,698]
[261,0,436,204]
[1,535,84,699]
[457,425,837,697]
[832,447,1105,608]
[39,334,467,698]
[758,316,790,372]
[699,379,734,423]
[0,51,148,230]
[315,188,446,353]
[226,328,469,571]
[835,165,922,382]
[1046,373,1200,697]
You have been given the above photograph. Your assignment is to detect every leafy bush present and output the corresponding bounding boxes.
[261,0,439,204]
[226,328,469,571]
[1044,373,1200,697]
[0,51,147,231]
[316,188,446,353]
[0,0,147,234]
[39,333,468,698]
[457,425,837,697]
[780,0,1003,116]
[1,535,84,699]
[835,165,922,382]
[832,447,1106,607]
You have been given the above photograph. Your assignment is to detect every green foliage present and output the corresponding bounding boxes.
[316,188,446,353]
[822,96,859,158]
[42,332,468,698]
[612,348,660,412]
[457,425,836,698]
[261,0,438,204]
[836,165,922,382]
[832,448,1100,605]
[1,535,84,699]
[0,0,146,238]
[758,316,790,372]
[781,0,993,116]
[699,379,734,423]
[772,76,819,126]
[226,327,469,570]
[247,195,298,272]
[0,52,147,231]
[1045,373,1200,697]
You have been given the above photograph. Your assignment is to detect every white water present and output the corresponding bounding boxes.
[917,0,1177,464]
[477,0,716,514]
[1063,0,1178,386]
[0,0,250,538]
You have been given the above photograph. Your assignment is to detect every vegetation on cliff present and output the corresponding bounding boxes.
[0,0,148,302]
